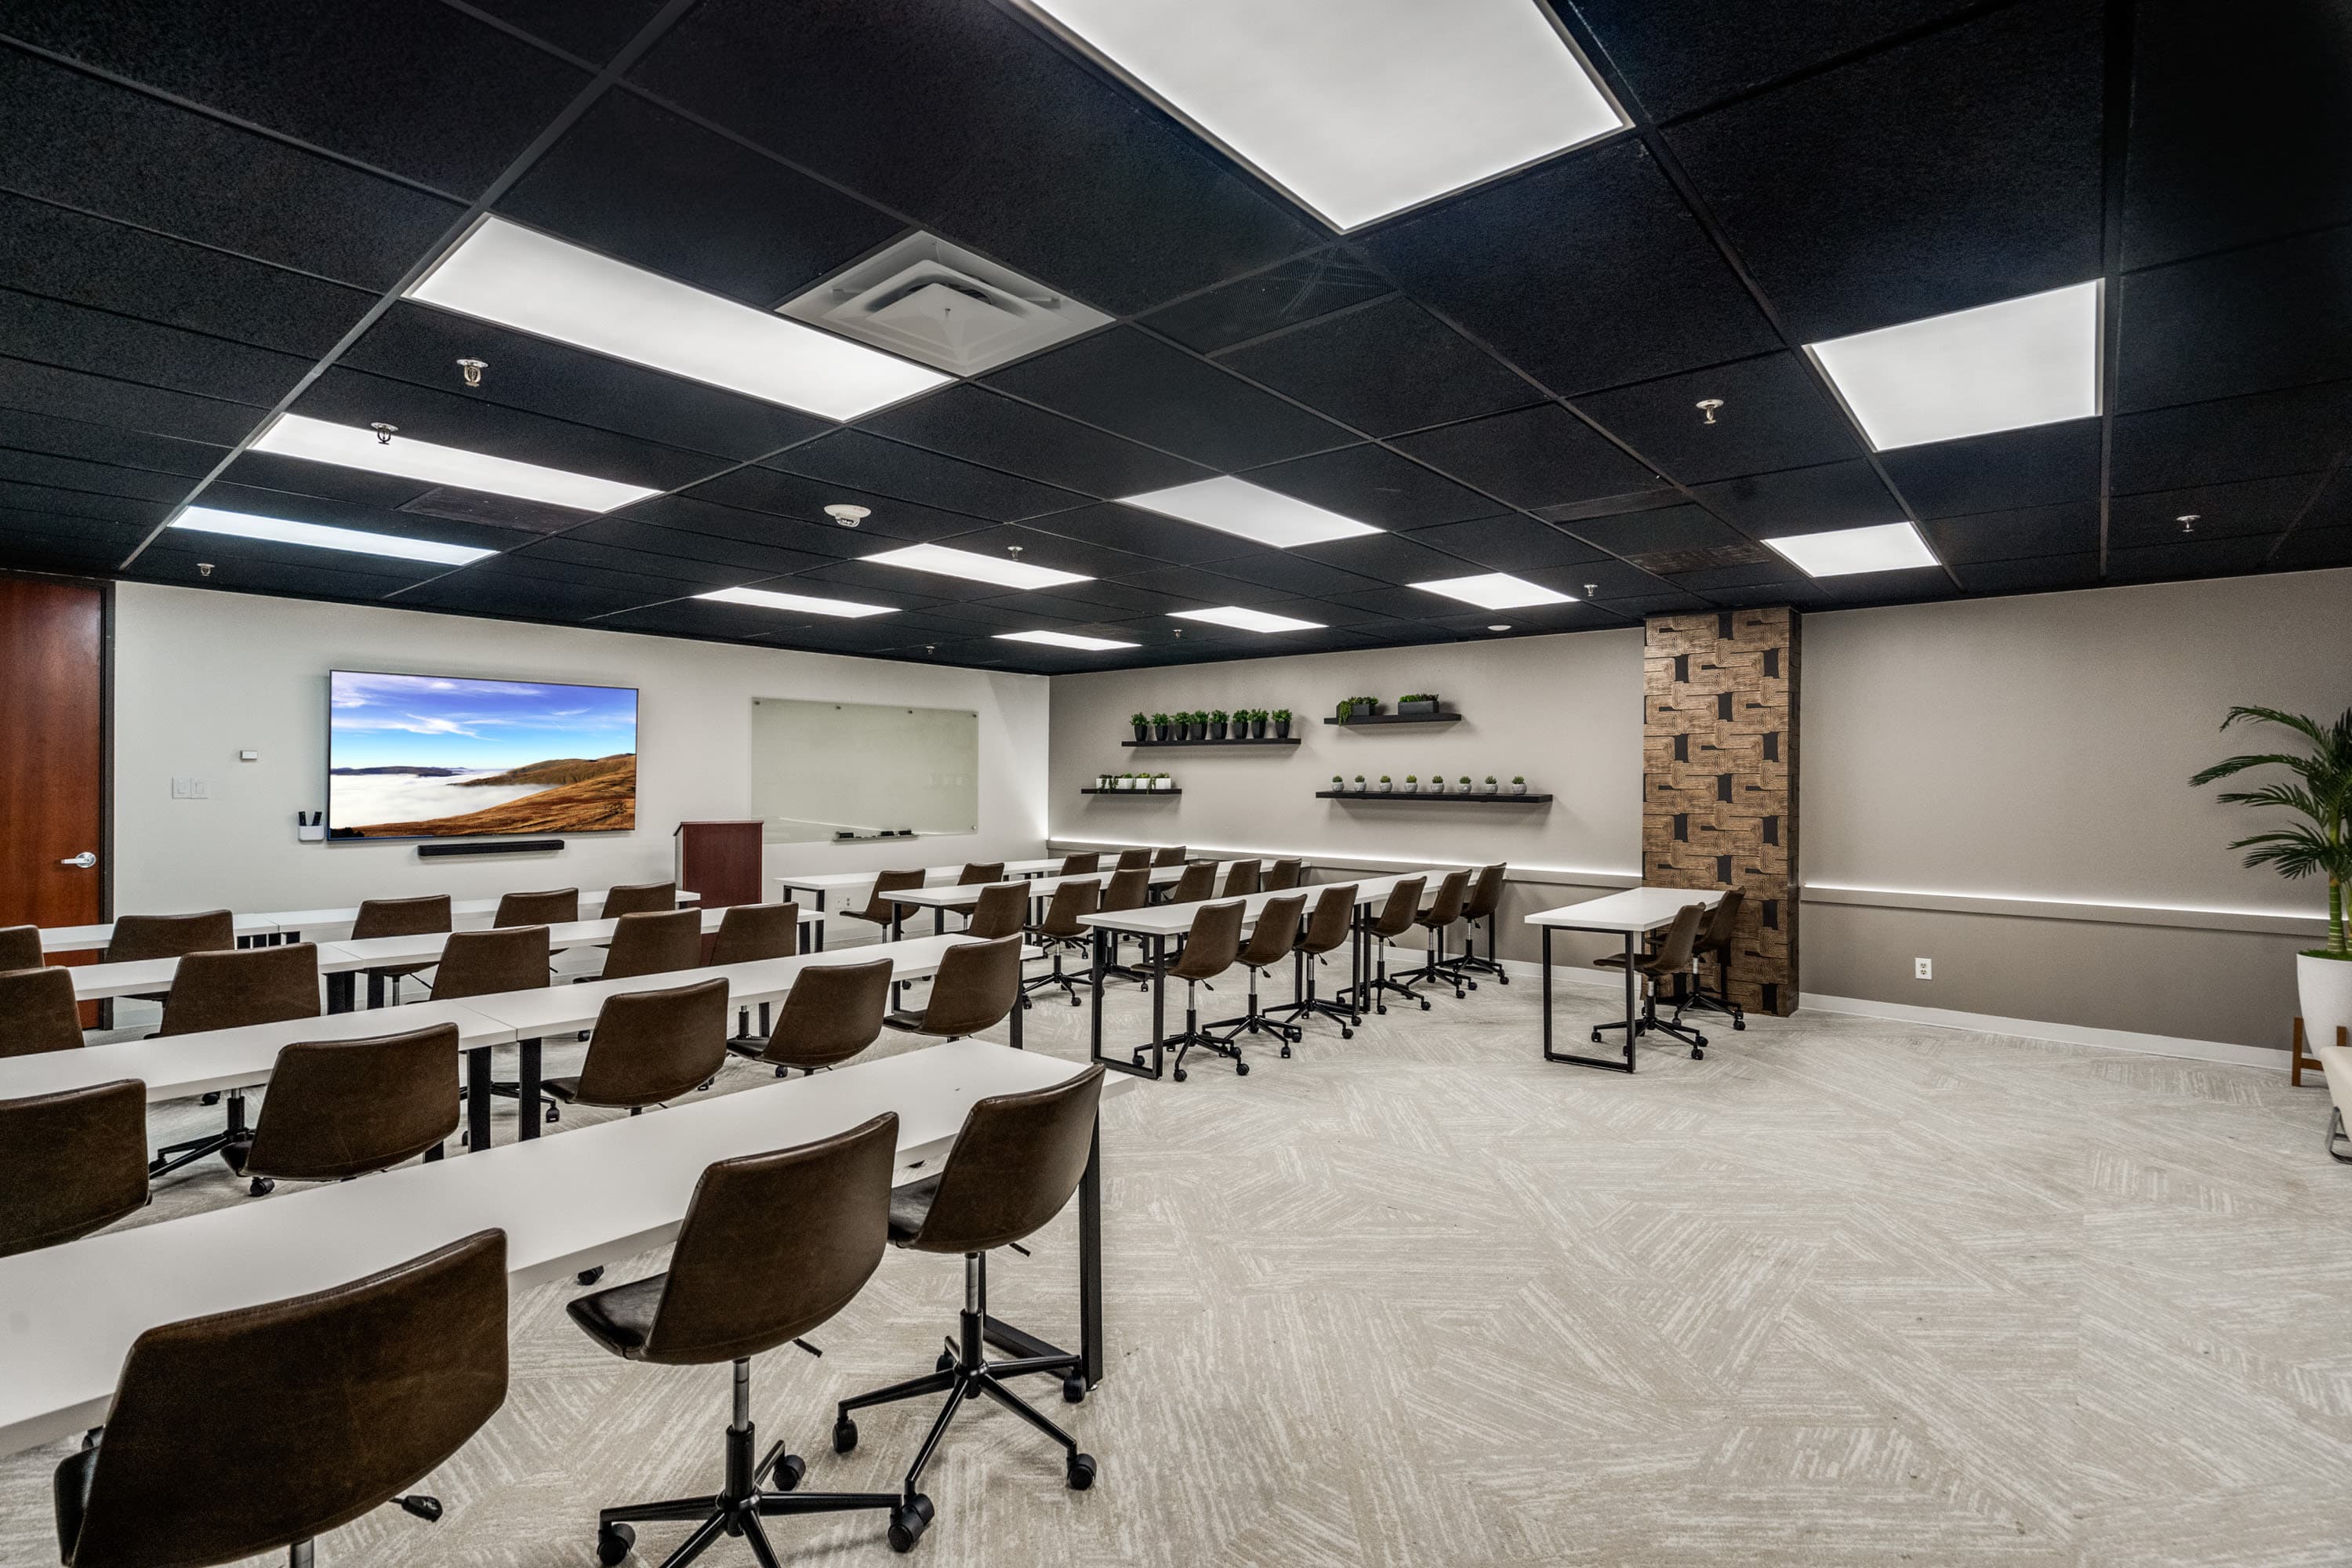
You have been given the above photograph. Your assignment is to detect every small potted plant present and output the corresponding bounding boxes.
[1459,775,1472,797]
[1272,707,1292,740]
[1479,775,1497,797]
[1151,711,1171,742]
[1376,774,1392,794]
[1126,771,1143,790]
[1337,695,1377,722]
[1249,709,1268,740]
[1330,774,1344,793]
[1399,692,1441,717]
[1352,773,1367,793]
[1209,708,1229,742]
[1507,775,1527,797]
[1430,767,1447,793]
[1131,711,1149,742]
[1403,773,1418,795]
[1154,771,1174,791]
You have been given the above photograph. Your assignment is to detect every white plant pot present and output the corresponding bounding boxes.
[2298,950,2352,1051]
[1375,783,1392,794]
[1154,779,1172,791]
[1477,784,1496,796]
[1351,782,1367,793]
[1507,783,1526,796]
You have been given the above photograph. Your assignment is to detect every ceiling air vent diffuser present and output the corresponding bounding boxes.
[777,233,1110,376]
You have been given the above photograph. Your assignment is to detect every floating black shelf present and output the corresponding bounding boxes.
[1082,786,1181,797]
[1316,789,1549,804]
[1323,713,1461,727]
[1123,736,1299,748]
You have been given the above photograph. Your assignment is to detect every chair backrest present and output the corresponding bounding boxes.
[1150,845,1186,867]
[1296,884,1359,956]
[103,911,233,964]
[0,1081,147,1258]
[158,944,320,1036]
[1112,848,1151,872]
[0,965,85,1057]
[763,957,893,1072]
[1167,862,1216,904]
[60,1230,509,1568]
[601,881,677,919]
[1699,887,1745,954]
[1370,877,1425,938]
[909,936,1023,1039]
[964,883,1029,941]
[599,909,704,981]
[710,902,800,966]
[430,926,550,1000]
[1056,852,1100,877]
[242,1024,463,1181]
[956,862,1005,886]
[1101,867,1149,913]
[1262,858,1303,892]
[905,1065,1105,1255]
[574,977,731,1107]
[493,887,578,927]
[1037,878,1099,937]
[850,869,925,925]
[635,1115,898,1363]
[1220,860,1259,898]
[1239,894,1307,967]
[1169,899,1247,984]
[1461,862,1508,920]
[349,895,452,941]
[0,923,41,971]
[1651,903,1708,972]
[1421,869,1470,927]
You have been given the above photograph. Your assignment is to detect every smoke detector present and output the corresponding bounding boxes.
[777,234,1110,376]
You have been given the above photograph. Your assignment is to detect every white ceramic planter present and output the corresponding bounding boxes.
[1477,783,1496,796]
[1506,783,1526,796]
[2299,950,2352,1050]
[1375,783,1392,794]
[1351,782,1367,793]
[1154,779,1172,791]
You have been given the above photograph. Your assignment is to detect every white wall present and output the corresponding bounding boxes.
[111,583,1050,915]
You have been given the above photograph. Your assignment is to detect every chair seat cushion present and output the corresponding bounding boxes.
[53,1439,96,1556]
[543,1076,583,1103]
[888,1174,942,1245]
[566,1273,666,1358]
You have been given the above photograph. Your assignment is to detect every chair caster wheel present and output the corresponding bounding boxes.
[1419,1000,1431,1011]
[833,1418,858,1454]
[1279,1044,1291,1058]
[1498,975,1510,985]
[597,1522,635,1566]
[201,1091,221,1106]
[578,1266,604,1286]
[936,1351,955,1373]
[1063,1374,1086,1403]
[459,1131,470,1148]
[1235,1061,1250,1076]
[1067,1453,1098,1490]
[1173,1067,1188,1082]
[1468,981,1479,990]
[1692,1048,1706,1060]
[1070,995,1081,1007]
[774,1453,806,1491]
[1375,1004,1387,1015]
[1590,1029,1603,1044]
[395,1494,441,1521]
[776,1065,789,1077]
[1341,1027,1353,1039]
[1733,1019,1746,1031]
[887,1494,933,1552]
[1021,997,1031,1010]
[248,1177,274,1196]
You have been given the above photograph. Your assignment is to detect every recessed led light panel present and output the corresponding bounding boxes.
[408,216,951,420]
[695,586,897,619]
[862,543,1092,590]
[996,630,1139,651]
[1118,476,1377,548]
[253,413,658,514]
[1762,521,1939,578]
[1171,606,1326,633]
[1806,281,2103,451]
[170,506,493,566]
[1409,572,1573,609]
[1021,0,1625,230]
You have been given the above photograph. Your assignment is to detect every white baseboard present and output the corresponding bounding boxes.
[1795,992,2285,1069]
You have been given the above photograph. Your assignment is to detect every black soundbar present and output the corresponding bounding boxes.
[416,838,567,858]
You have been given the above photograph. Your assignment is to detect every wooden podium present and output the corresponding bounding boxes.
[673,820,764,909]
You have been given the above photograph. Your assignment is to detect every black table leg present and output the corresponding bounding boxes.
[465,1046,492,1151]
[327,972,355,1014]
[1009,983,1023,1049]
[365,971,385,1010]
[1543,927,1639,1072]
[1079,1113,1102,1385]
[518,1038,543,1138]
[1150,935,1166,1078]
[811,890,825,955]
[1089,929,1107,1066]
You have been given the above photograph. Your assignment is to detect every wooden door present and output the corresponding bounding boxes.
[0,575,107,988]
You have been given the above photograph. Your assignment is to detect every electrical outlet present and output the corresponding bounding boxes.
[1914,956,1933,980]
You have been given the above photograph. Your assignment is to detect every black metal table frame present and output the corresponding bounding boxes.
[1540,924,1642,1073]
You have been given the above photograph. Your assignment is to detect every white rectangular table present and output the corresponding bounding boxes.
[37,887,702,955]
[776,859,1066,949]
[1526,887,1724,1072]
[0,1040,1121,1458]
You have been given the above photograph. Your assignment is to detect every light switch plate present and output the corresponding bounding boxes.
[172,775,209,800]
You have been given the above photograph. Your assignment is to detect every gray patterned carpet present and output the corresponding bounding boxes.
[6,966,2349,1567]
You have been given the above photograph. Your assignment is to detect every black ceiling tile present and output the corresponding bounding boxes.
[1664,561,1811,593]
[0,51,464,290]
[0,405,225,480]
[1319,585,1475,622]
[1204,551,1388,600]
[498,91,906,308]
[680,466,982,543]
[983,328,1352,471]
[0,289,308,407]
[1109,563,1304,608]
[0,356,261,447]
[343,303,830,461]
[760,619,945,657]
[1358,139,1779,396]
[915,522,1155,581]
[465,0,667,64]
[0,479,170,529]
[1806,566,1955,606]
[789,556,1003,605]
[1570,352,1861,485]
[1563,503,1748,557]
[0,448,189,505]
[961,590,1127,625]
[1952,553,2104,594]
[2299,470,2352,532]
[615,492,870,558]
[554,514,842,579]
[855,385,1211,498]
[2104,533,2283,583]
[1422,601,1620,637]
[1664,0,2104,343]
[1876,422,2103,517]
[1595,590,1715,616]
[1241,444,1495,530]
[2272,522,2352,572]
[1693,459,1904,535]
[591,597,799,641]
[630,0,1321,316]
[1577,0,1981,122]
[764,430,1090,524]
[859,597,1044,634]
[216,451,433,511]
[1922,503,2100,564]
[2107,475,2328,550]
[1694,577,1838,610]
[503,535,756,589]
[1218,298,1539,437]
[2118,227,2352,412]
[128,542,432,600]
[0,192,376,359]
[6,0,590,197]
[188,480,527,554]
[2120,0,2352,270]
[1400,516,1610,573]
[1531,487,1690,524]
[1391,404,1660,511]
[0,514,147,572]
[1028,502,1269,566]
[2111,381,2352,495]
[1141,249,1392,354]
[1036,579,1217,617]
[1518,561,1681,602]
[391,563,662,619]
[1291,529,1494,584]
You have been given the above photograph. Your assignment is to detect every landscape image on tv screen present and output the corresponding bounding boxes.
[328,671,638,839]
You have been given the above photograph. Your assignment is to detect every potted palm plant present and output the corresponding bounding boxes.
[1151,712,1171,742]
[1273,708,1292,740]
[1131,711,1149,742]
[2193,705,2352,1048]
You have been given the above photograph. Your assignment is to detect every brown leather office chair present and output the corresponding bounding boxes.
[430,925,554,999]
[1348,878,1427,1016]
[1682,887,1748,1029]
[711,900,803,1040]
[963,883,1029,943]
[882,935,1022,1041]
[601,881,677,918]
[493,887,579,927]
[957,862,1005,887]
[569,1118,912,1562]
[1,964,86,1057]
[1152,899,1247,1081]
[0,1080,148,1258]
[105,910,235,1007]
[1593,902,1712,1058]
[1439,862,1510,989]
[1150,845,1186,868]
[224,1024,463,1196]
[725,956,893,1077]
[1268,884,1359,1040]
[1023,878,1099,1007]
[833,1068,1106,1540]
[1207,893,1307,1062]
[0,923,42,971]
[1405,869,1472,1004]
[1219,860,1260,898]
[1056,852,1099,877]
[847,869,926,938]
[1262,858,1304,893]
[1112,848,1151,873]
[1166,862,1216,904]
[1096,866,1154,987]
[546,977,730,1115]
[151,944,322,1179]
[54,1229,507,1568]
[599,909,703,981]
[347,895,451,1004]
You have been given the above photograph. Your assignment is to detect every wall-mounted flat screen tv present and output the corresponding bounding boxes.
[327,670,638,840]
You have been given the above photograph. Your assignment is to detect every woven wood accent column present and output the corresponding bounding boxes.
[1642,606,1800,1015]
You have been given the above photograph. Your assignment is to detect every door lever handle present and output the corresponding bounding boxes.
[60,851,96,869]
